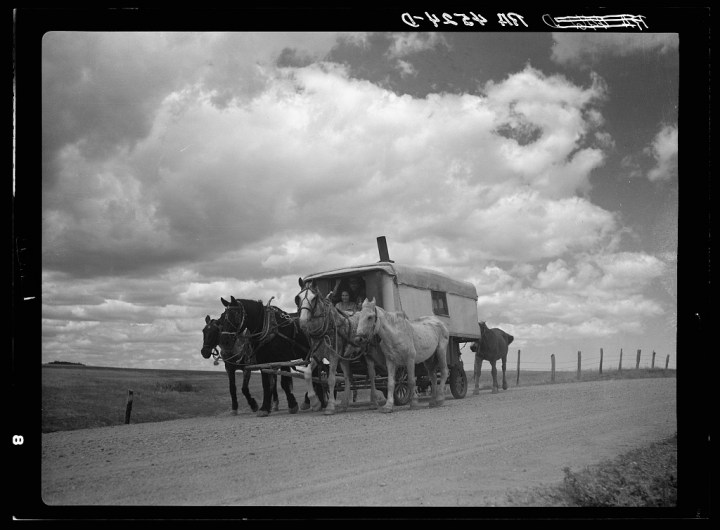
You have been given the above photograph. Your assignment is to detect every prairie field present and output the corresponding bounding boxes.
[41,363,675,433]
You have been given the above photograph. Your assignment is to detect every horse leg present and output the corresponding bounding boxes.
[380,358,396,413]
[408,358,421,410]
[473,355,482,395]
[430,343,448,408]
[256,371,273,417]
[226,367,239,415]
[490,360,499,394]
[240,369,259,412]
[301,358,323,412]
[301,363,324,410]
[272,374,280,412]
[366,355,386,409]
[280,366,298,414]
[336,359,352,413]
[437,340,448,403]
[501,353,508,390]
[323,354,340,415]
[426,358,439,408]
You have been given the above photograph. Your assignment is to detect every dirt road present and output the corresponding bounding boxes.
[41,378,676,507]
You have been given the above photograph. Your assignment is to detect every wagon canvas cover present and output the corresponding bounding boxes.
[302,262,480,341]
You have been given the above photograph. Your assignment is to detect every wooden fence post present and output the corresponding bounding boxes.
[665,354,670,371]
[619,348,623,372]
[125,390,134,424]
[551,354,556,383]
[636,349,641,369]
[516,349,521,386]
[599,348,604,375]
[577,351,582,380]
[652,350,656,369]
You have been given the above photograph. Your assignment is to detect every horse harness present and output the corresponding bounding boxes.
[297,286,369,362]
[220,298,310,367]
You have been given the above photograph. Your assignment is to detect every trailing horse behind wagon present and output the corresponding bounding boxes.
[470,321,514,394]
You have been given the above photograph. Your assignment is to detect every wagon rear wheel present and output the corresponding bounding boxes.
[449,364,467,399]
[393,366,411,406]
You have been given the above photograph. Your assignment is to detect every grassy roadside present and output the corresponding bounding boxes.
[503,433,678,507]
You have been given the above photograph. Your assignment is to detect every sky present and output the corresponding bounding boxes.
[25,10,697,374]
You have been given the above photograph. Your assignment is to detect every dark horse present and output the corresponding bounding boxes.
[201,313,279,414]
[470,321,514,395]
[217,296,323,417]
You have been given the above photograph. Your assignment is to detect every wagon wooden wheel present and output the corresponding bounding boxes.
[449,364,467,399]
[393,365,412,406]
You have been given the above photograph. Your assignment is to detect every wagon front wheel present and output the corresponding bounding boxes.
[393,366,412,406]
[449,364,467,399]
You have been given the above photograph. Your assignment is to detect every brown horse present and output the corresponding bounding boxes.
[201,314,277,414]
[470,321,514,394]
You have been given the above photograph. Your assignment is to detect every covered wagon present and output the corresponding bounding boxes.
[300,240,479,403]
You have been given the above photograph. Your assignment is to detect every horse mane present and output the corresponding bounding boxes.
[371,304,409,327]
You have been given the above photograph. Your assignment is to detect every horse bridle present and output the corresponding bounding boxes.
[217,304,255,367]
[202,318,223,365]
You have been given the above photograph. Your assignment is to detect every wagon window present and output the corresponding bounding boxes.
[431,290,449,316]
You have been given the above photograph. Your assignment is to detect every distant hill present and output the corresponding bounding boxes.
[46,361,86,366]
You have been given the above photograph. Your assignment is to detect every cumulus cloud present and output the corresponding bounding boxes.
[385,32,449,59]
[646,124,678,181]
[550,33,679,65]
[43,58,615,280]
[38,32,675,369]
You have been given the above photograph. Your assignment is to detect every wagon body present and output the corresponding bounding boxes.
[301,261,480,402]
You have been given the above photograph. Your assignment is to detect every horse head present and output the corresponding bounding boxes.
[354,297,378,344]
[201,314,221,359]
[296,278,322,325]
[218,296,248,352]
[471,321,489,352]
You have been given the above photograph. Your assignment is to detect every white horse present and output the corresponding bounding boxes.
[296,279,386,415]
[354,298,449,413]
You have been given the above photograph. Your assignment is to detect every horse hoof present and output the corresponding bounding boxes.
[310,395,321,411]
[250,402,259,412]
[272,402,279,412]
[472,389,480,396]
[369,402,378,410]
[492,388,499,394]
[300,401,310,411]
[502,384,508,390]
[429,400,438,408]
[323,408,336,416]
[289,405,299,414]
[256,410,270,418]
[230,409,238,416]
[379,406,393,414]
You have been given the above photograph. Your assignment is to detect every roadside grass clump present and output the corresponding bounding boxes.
[503,433,677,507]
[559,433,677,507]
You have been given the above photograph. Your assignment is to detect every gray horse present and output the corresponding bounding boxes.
[470,321,514,394]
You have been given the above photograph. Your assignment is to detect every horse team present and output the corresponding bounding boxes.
[201,278,514,417]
